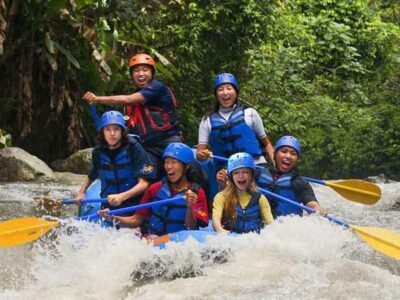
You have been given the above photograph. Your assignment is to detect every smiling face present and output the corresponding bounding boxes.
[215,83,237,108]
[164,157,185,184]
[231,167,253,191]
[131,65,153,88]
[103,124,122,149]
[275,146,299,173]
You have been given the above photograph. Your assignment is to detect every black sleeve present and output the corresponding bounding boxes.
[88,148,99,180]
[292,176,318,205]
[129,141,157,180]
[187,160,209,193]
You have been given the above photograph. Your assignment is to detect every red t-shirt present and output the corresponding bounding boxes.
[136,181,209,225]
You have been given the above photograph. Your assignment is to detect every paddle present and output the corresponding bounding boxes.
[36,197,108,206]
[0,217,59,248]
[302,177,380,205]
[0,196,185,248]
[210,154,381,205]
[89,104,101,131]
[34,196,108,214]
[258,186,400,260]
[62,198,108,205]
[79,196,185,221]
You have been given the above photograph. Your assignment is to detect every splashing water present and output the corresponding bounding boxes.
[0,180,399,299]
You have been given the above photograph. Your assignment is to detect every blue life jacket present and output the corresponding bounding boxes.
[95,144,139,209]
[209,105,263,159]
[147,182,199,235]
[196,157,219,202]
[231,192,264,234]
[257,168,303,218]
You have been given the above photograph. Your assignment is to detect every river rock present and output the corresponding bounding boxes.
[54,172,86,184]
[365,173,393,184]
[51,148,93,175]
[0,147,55,181]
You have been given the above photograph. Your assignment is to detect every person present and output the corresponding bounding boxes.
[193,152,219,213]
[74,111,156,211]
[101,142,209,236]
[212,152,273,234]
[256,135,326,218]
[82,53,182,175]
[196,73,274,167]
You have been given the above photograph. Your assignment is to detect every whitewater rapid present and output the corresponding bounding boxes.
[0,180,399,299]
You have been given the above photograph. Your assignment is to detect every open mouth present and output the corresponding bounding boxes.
[279,159,293,171]
[235,179,248,190]
[135,76,149,86]
[167,171,179,182]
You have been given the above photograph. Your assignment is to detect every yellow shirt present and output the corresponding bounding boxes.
[213,190,273,225]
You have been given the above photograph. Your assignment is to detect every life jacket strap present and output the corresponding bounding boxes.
[220,134,242,143]
[98,162,130,171]
[105,178,129,185]
[211,119,244,131]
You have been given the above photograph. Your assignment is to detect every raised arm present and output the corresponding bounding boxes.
[82,91,146,106]
[260,136,275,163]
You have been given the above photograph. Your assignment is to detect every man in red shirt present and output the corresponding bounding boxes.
[107,142,209,236]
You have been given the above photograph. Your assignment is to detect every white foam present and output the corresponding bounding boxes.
[1,182,400,299]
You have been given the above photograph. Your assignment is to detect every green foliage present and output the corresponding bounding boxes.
[0,0,399,179]
[0,129,12,148]
[239,0,400,179]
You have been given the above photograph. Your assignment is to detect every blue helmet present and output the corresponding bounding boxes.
[100,111,126,130]
[213,73,239,92]
[163,143,194,164]
[227,152,255,175]
[275,136,301,155]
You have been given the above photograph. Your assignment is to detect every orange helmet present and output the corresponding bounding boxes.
[128,54,155,70]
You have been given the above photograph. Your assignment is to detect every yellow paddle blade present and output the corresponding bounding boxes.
[350,225,400,260]
[326,180,381,205]
[0,217,59,248]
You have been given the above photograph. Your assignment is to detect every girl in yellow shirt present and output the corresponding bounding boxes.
[212,152,273,233]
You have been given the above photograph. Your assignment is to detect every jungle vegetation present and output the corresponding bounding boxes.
[0,0,399,179]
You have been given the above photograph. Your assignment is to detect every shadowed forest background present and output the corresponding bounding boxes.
[0,0,399,179]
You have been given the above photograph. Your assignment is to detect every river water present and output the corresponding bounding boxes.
[0,178,399,299]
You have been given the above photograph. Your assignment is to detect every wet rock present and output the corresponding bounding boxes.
[51,148,93,175]
[130,246,232,282]
[365,174,393,184]
[0,147,55,181]
[392,200,400,211]
[54,172,86,183]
